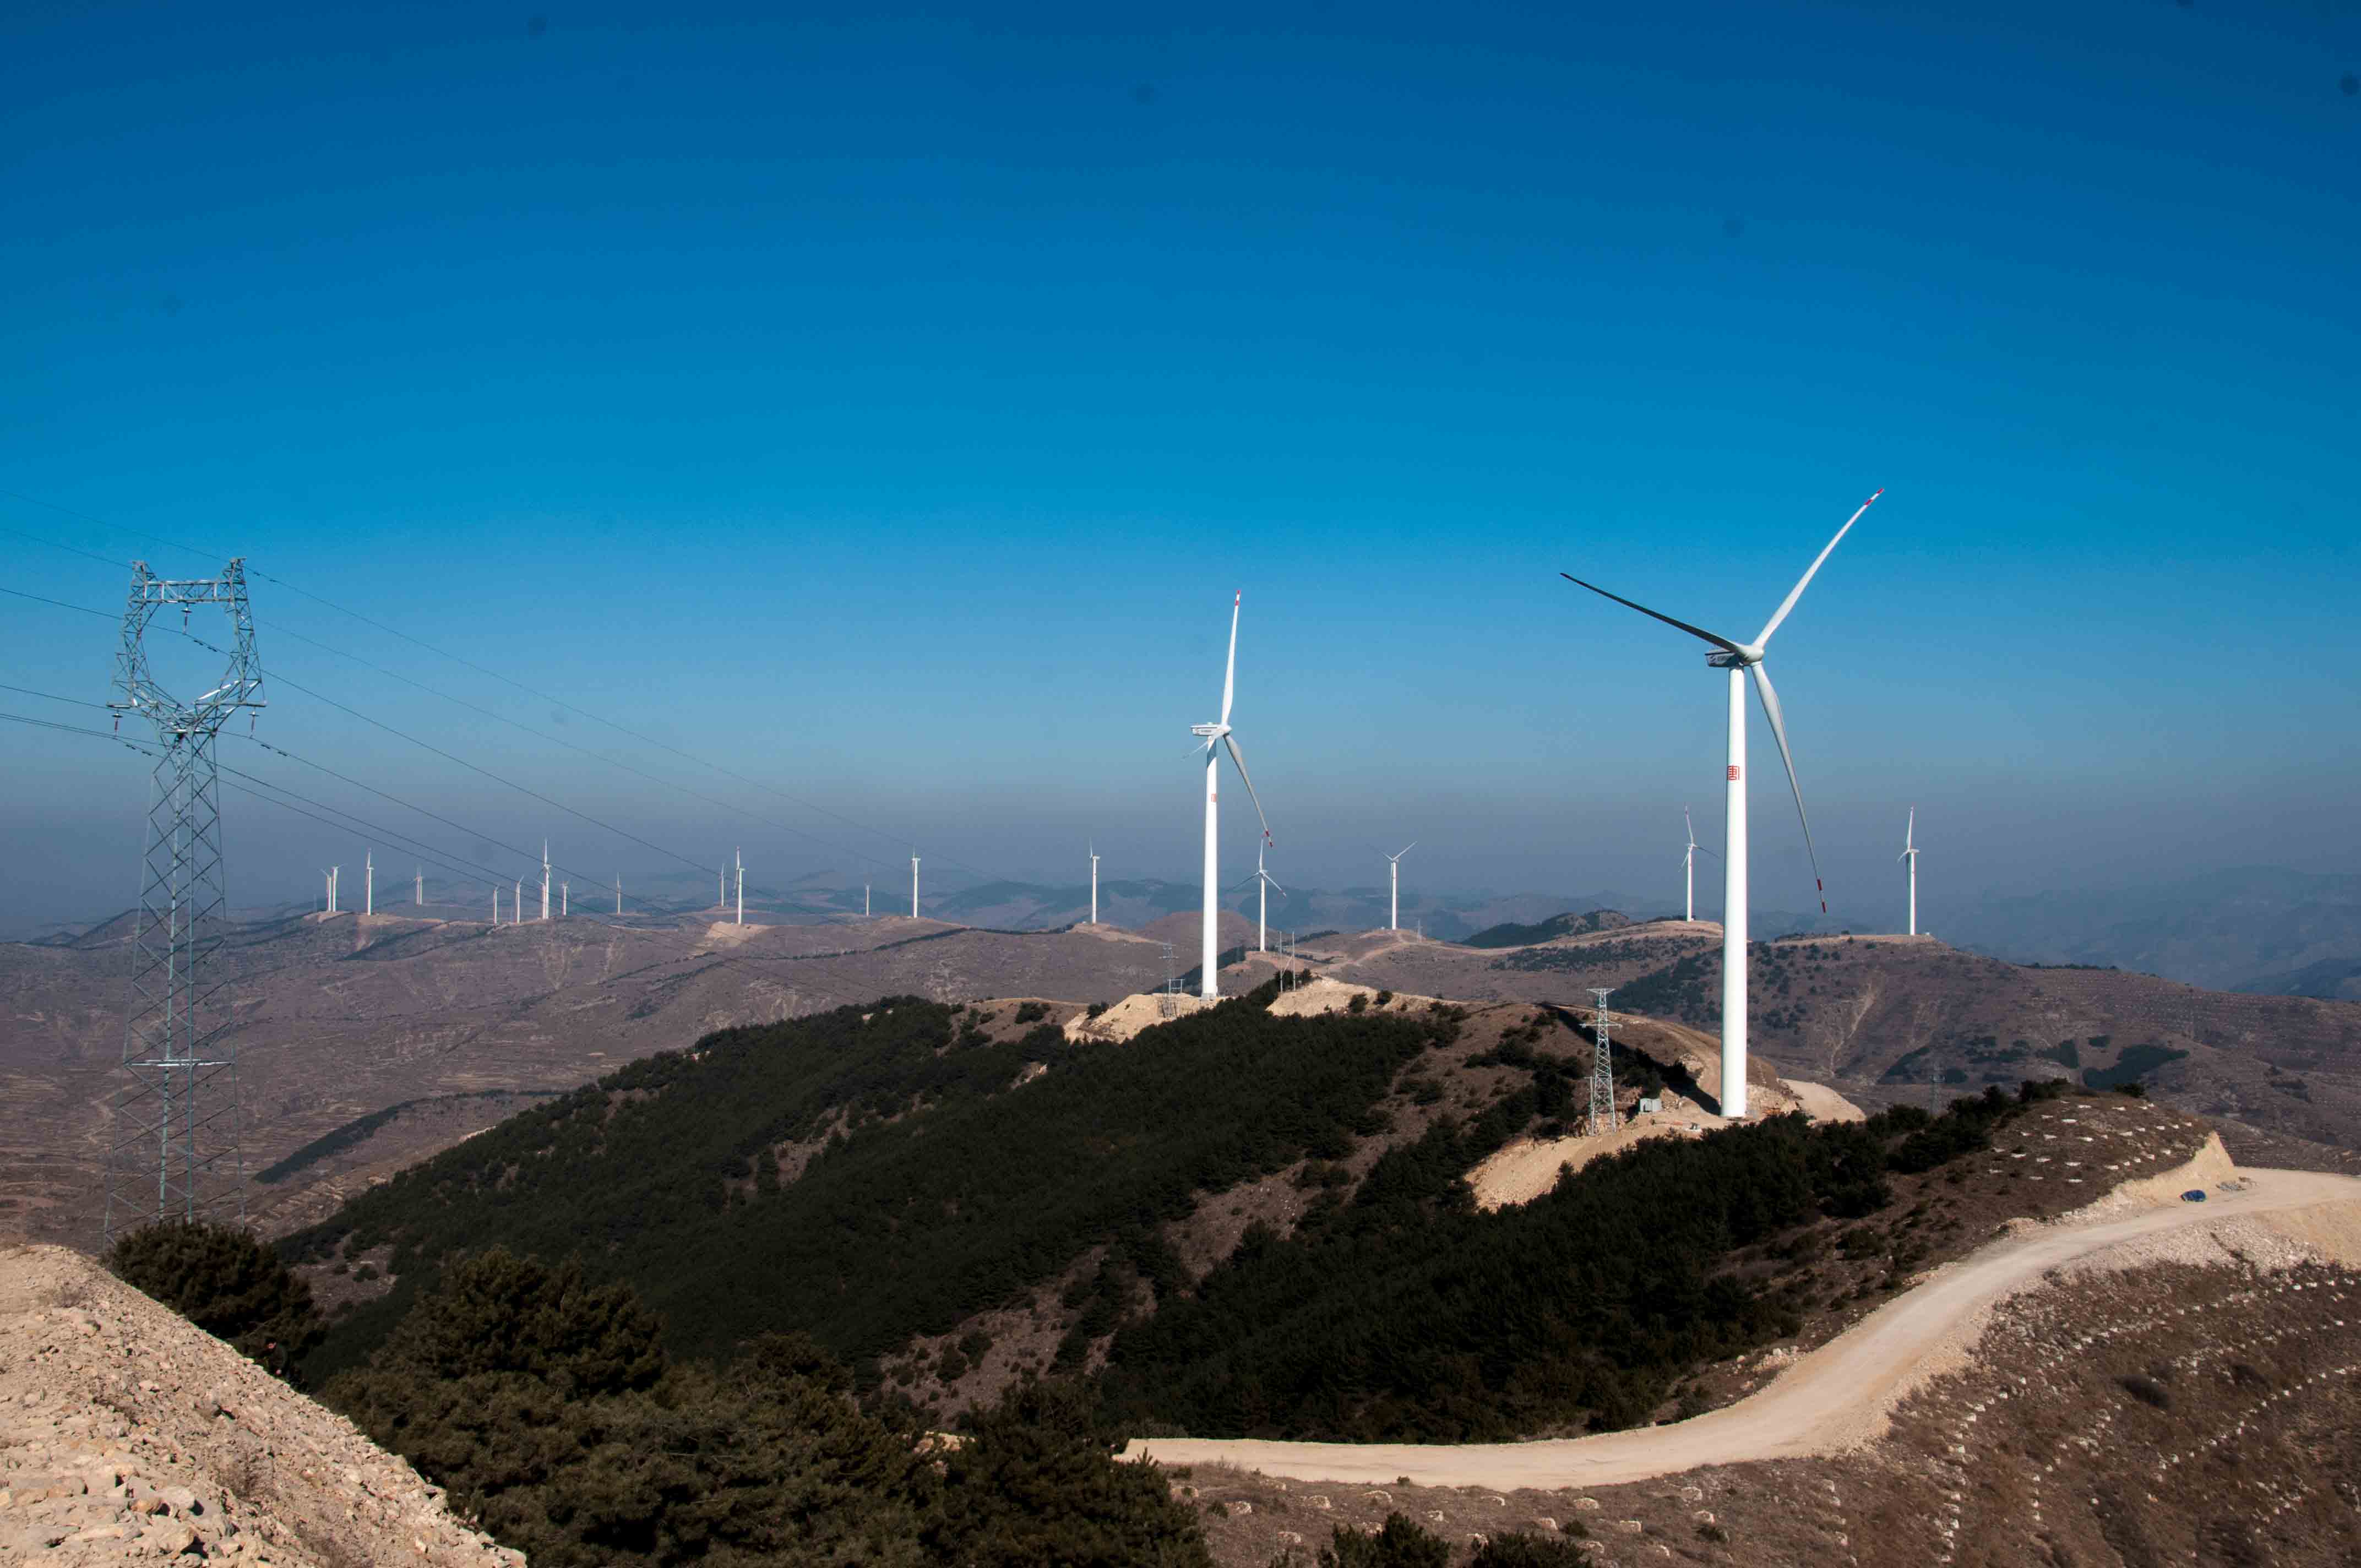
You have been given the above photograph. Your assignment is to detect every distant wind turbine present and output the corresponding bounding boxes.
[1900,807,1919,937]
[735,847,744,926]
[1385,843,1415,932]
[910,851,920,919]
[1248,837,1283,953]
[1683,807,1719,923]
[1089,842,1100,926]
[540,841,551,922]
[1560,487,1881,1118]
[1188,593,1272,1000]
[364,851,373,917]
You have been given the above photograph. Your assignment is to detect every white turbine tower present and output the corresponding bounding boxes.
[561,880,569,918]
[490,885,498,925]
[735,847,744,925]
[1385,843,1415,933]
[910,851,920,919]
[324,866,338,915]
[415,865,423,906]
[1561,488,1880,1119]
[615,874,623,916]
[1188,592,1271,1000]
[364,851,373,917]
[540,841,551,922]
[1683,808,1718,924]
[1089,842,1100,926]
[1900,807,1919,936]
[514,878,523,924]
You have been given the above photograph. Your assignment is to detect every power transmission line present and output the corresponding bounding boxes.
[0,494,1018,885]
[254,616,907,874]
[0,584,117,618]
[4,711,886,1007]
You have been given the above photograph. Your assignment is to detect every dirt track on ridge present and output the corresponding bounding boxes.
[1122,1164,2361,1489]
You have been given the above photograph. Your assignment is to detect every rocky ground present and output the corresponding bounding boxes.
[0,1244,521,1566]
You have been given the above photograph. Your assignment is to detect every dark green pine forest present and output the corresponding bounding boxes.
[293,988,1443,1380]
[292,982,2033,1449]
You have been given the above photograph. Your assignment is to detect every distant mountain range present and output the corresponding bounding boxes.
[15,862,2360,996]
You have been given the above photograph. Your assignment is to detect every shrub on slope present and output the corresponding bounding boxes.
[107,1218,324,1364]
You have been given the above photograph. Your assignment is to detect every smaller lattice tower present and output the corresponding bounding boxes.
[1588,986,1619,1135]
[104,559,264,1242]
[1160,941,1179,1017]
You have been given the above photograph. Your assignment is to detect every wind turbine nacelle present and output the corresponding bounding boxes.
[1190,723,1226,737]
[1705,650,1757,669]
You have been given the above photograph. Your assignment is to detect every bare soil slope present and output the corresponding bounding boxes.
[1177,1248,2361,1566]
[0,1243,518,1566]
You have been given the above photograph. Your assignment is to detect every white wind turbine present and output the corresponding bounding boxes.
[1089,842,1100,927]
[1384,842,1415,932]
[1683,807,1719,924]
[1561,488,1881,1119]
[1247,837,1284,953]
[1900,807,1919,936]
[1189,592,1271,999]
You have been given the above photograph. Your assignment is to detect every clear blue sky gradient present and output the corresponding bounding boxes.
[3,2,2357,923]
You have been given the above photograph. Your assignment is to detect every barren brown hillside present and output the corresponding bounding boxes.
[0,912,1190,1247]
[1282,924,2361,1155]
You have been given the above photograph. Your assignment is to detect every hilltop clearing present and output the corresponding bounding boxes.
[0,1243,519,1567]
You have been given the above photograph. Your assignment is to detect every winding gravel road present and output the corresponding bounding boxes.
[1121,1166,2361,1489]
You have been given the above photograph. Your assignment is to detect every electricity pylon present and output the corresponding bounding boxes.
[1589,987,1619,1135]
[103,559,264,1242]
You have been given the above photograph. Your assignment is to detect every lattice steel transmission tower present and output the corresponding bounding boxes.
[1588,987,1619,1135]
[102,559,265,1243]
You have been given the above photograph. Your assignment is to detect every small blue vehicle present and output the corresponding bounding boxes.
[2180,1189,2207,1203]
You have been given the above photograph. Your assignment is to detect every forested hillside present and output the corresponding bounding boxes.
[291,990,1453,1380]
[1096,1091,2038,1440]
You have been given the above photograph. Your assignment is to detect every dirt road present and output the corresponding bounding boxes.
[1122,1166,2361,1489]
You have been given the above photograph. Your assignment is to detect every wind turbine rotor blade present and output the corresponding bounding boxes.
[1220,591,1241,727]
[1221,733,1271,841]
[1559,574,1746,657]
[1755,488,1882,646]
[1748,662,1828,914]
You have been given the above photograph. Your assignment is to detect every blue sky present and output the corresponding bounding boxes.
[3,1,2357,924]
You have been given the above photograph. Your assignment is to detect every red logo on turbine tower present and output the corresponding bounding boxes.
[1728,765,1742,781]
